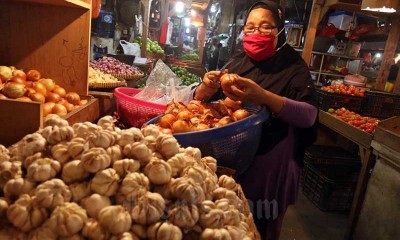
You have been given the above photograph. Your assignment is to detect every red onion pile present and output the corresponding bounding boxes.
[90,57,143,76]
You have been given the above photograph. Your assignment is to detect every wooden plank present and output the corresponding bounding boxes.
[0,99,42,147]
[12,0,91,9]
[64,98,100,125]
[89,91,116,117]
[372,140,400,167]
[375,18,400,90]
[0,1,90,96]
[302,1,323,64]
[141,0,152,57]
[394,64,400,94]
[373,116,400,152]
[319,110,373,148]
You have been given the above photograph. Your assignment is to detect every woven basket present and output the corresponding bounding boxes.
[146,52,165,60]
[89,80,127,89]
[111,73,145,81]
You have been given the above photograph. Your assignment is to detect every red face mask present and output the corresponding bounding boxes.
[243,33,276,61]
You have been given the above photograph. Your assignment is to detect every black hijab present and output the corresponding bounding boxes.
[222,0,318,165]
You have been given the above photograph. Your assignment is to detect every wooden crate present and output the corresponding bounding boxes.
[0,0,99,147]
[373,116,400,152]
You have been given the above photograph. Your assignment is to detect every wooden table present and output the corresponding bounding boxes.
[318,110,375,239]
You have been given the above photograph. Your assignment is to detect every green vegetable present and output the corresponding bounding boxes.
[170,65,201,86]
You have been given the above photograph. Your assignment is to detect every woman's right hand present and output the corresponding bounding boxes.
[194,70,226,100]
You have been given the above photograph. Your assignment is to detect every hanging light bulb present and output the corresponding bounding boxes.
[210,4,217,13]
[175,1,185,13]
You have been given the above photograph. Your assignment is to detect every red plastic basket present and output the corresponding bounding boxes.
[114,87,167,128]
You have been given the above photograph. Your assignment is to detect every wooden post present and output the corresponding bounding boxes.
[394,65,400,94]
[375,17,400,90]
[302,0,324,64]
[141,0,153,57]
[198,27,206,63]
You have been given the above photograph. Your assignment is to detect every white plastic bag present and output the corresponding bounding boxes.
[119,40,141,57]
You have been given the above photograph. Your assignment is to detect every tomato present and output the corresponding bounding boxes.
[27,69,41,82]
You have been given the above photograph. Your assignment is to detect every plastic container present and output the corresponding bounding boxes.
[146,104,269,176]
[362,90,400,119]
[316,88,365,113]
[328,11,353,31]
[301,145,361,212]
[114,87,167,128]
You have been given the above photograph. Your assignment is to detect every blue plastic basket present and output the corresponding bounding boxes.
[146,104,269,176]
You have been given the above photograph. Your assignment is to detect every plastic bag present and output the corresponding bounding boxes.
[119,40,141,57]
[134,60,199,105]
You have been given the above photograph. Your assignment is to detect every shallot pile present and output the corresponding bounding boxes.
[0,114,257,239]
[90,57,143,76]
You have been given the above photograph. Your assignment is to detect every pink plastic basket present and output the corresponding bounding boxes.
[114,87,167,128]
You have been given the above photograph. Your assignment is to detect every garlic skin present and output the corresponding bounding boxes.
[48,202,88,237]
[110,232,140,240]
[170,177,205,204]
[59,234,85,240]
[97,115,115,131]
[156,134,180,159]
[199,208,225,229]
[213,188,243,210]
[44,114,69,128]
[41,126,74,145]
[113,159,141,177]
[218,175,238,192]
[17,133,47,159]
[28,221,58,240]
[131,224,147,239]
[204,172,219,200]
[119,172,149,203]
[201,156,218,173]
[34,179,72,209]
[3,178,36,200]
[183,166,207,185]
[167,153,196,177]
[201,228,232,240]
[123,142,152,165]
[224,225,248,240]
[69,182,92,203]
[118,128,144,147]
[51,142,71,164]
[24,152,45,169]
[181,147,202,163]
[152,179,174,200]
[72,122,101,139]
[0,144,10,163]
[81,193,111,219]
[0,226,27,240]
[90,168,120,197]
[147,221,182,240]
[26,158,61,182]
[142,135,157,152]
[62,160,89,184]
[7,194,48,232]
[88,130,116,149]
[82,218,110,240]
[98,205,132,235]
[0,160,22,187]
[141,124,161,138]
[81,147,111,173]
[67,137,87,159]
[0,198,9,218]
[130,192,165,225]
[144,158,172,185]
[107,145,123,163]
[168,202,199,228]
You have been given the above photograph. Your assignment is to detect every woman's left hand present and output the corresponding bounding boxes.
[223,76,268,105]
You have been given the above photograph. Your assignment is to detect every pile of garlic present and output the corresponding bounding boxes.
[0,114,257,240]
[88,67,121,84]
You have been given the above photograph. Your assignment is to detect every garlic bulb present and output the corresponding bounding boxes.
[24,152,45,169]
[107,145,123,163]
[201,228,232,240]
[141,135,157,152]
[26,158,61,182]
[0,226,27,240]
[0,160,22,187]
[166,153,196,177]
[0,144,10,163]
[110,232,140,240]
[81,193,111,219]
[218,175,238,192]
[156,134,180,159]
[144,158,172,185]
[201,156,218,173]
[131,224,147,239]
[170,177,205,204]
[204,172,219,200]
[119,172,149,202]
[90,168,120,197]
[153,179,174,200]
[199,208,225,229]
[7,194,48,232]
[67,137,87,159]
[41,125,74,145]
[141,124,161,138]
[48,202,88,237]
[181,147,202,163]
[0,198,9,218]
[3,178,36,200]
[81,147,111,173]
[88,130,116,149]
[224,225,248,240]
[62,160,89,184]
[72,122,101,139]
[51,142,71,164]
[147,221,182,240]
[98,205,132,235]
[44,114,69,128]
[69,182,92,203]
[168,202,199,228]
[123,142,152,165]
[28,221,58,240]
[118,128,144,147]
[183,166,207,185]
[113,159,140,177]
[130,192,165,225]
[17,133,47,158]
[59,234,85,240]
[97,115,115,131]
[213,188,243,210]
[34,179,72,209]
[82,218,110,240]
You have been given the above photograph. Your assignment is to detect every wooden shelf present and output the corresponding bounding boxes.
[12,0,90,9]
[296,49,363,60]
[310,71,346,78]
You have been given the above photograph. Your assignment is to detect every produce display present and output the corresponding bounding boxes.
[0,66,87,117]
[328,107,380,134]
[320,84,365,97]
[0,114,257,239]
[133,36,165,55]
[155,97,250,134]
[170,65,201,86]
[88,67,126,88]
[181,53,200,61]
[90,57,144,77]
